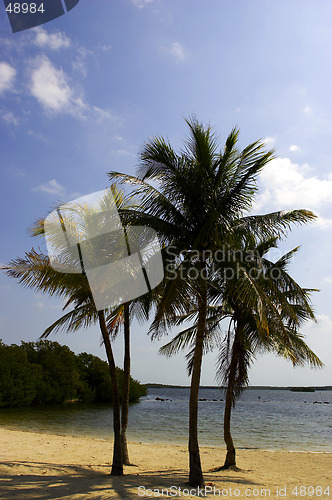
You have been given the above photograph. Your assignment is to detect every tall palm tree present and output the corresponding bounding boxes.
[109,117,315,486]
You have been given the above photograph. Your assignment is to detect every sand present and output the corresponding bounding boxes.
[0,428,330,499]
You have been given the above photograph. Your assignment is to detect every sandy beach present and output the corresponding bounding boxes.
[0,428,330,499]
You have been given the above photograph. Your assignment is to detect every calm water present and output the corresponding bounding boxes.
[0,388,331,452]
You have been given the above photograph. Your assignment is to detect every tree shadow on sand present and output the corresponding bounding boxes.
[0,460,261,499]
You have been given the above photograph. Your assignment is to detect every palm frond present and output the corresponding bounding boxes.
[41,304,97,337]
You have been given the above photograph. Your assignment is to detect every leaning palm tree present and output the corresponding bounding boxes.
[109,116,315,486]
[2,186,144,476]
[28,184,155,469]
[2,249,124,475]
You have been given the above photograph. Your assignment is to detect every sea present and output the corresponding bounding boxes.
[0,387,331,452]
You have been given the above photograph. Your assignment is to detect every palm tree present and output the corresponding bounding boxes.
[107,293,152,465]
[31,184,156,468]
[3,185,160,473]
[109,117,315,486]
[107,303,132,465]
[2,249,124,475]
[213,239,323,469]
[2,186,146,476]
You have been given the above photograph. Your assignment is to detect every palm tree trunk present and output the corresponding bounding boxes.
[121,302,131,465]
[223,373,236,468]
[210,330,240,473]
[98,310,123,476]
[222,330,241,470]
[188,275,207,487]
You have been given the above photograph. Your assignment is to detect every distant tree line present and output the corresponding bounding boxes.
[0,340,147,408]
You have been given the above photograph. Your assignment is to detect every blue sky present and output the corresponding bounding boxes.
[0,0,331,386]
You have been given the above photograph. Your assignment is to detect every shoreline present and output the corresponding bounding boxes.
[0,427,331,499]
[2,423,332,454]
[1,423,332,455]
[2,422,332,454]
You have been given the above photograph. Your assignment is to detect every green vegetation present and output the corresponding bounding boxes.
[0,340,146,408]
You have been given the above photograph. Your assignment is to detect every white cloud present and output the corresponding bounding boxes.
[35,299,62,310]
[0,61,16,94]
[314,216,332,229]
[303,105,313,115]
[313,315,332,333]
[29,56,71,111]
[33,27,71,50]
[132,0,154,7]
[255,157,332,211]
[33,179,66,195]
[98,44,112,51]
[289,144,302,153]
[29,56,85,116]
[253,158,332,229]
[162,42,185,61]
[27,130,48,142]
[111,148,136,157]
[323,276,332,284]
[262,136,275,146]
[28,57,114,122]
[1,111,18,125]
[33,180,81,201]
[92,106,113,122]
[71,47,91,77]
